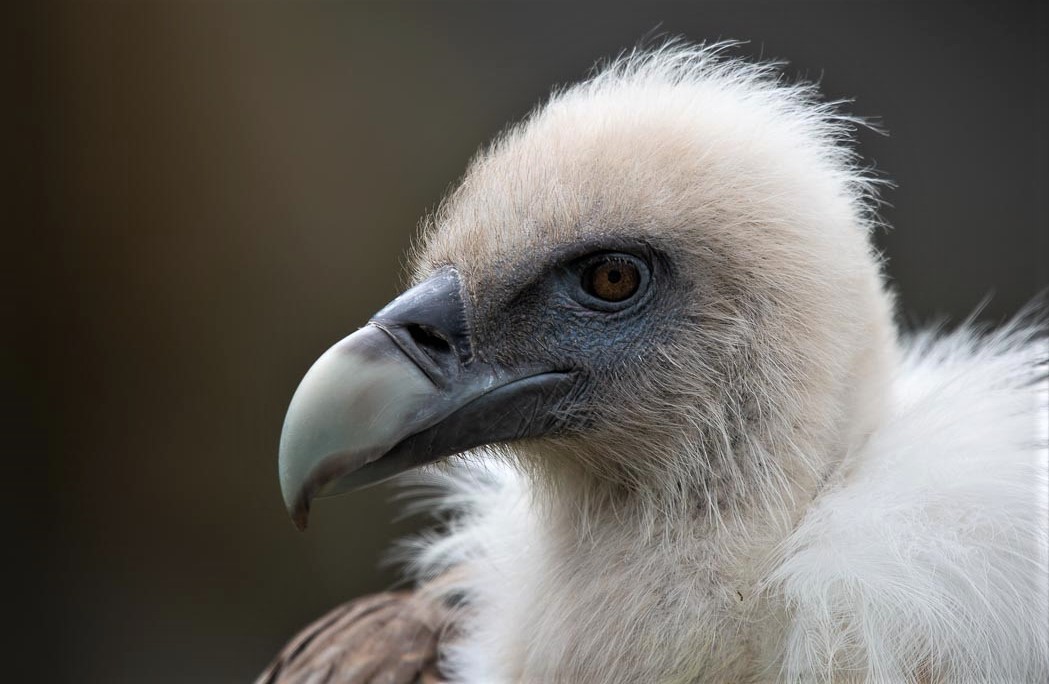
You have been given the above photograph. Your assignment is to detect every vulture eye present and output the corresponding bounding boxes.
[577,253,648,309]
[585,259,639,301]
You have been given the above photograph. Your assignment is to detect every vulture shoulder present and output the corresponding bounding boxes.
[257,583,456,684]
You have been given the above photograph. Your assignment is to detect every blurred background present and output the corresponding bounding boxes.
[11,1,1047,682]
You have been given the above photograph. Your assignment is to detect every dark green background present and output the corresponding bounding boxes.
[12,2,1047,682]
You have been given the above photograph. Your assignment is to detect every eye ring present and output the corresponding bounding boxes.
[574,252,650,311]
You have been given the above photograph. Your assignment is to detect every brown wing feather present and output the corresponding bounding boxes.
[257,584,455,684]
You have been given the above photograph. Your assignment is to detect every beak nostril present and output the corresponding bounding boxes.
[406,323,453,360]
[370,268,470,380]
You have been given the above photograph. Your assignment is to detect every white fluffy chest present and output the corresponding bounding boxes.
[412,467,780,683]
[449,514,762,683]
[410,325,1048,683]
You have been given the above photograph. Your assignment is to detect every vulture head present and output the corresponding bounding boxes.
[279,47,897,530]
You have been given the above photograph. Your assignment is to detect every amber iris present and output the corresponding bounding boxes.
[584,258,641,302]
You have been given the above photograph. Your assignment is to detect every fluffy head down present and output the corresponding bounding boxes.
[395,44,1048,684]
[414,43,897,520]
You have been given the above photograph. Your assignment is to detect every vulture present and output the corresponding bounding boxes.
[260,44,1049,683]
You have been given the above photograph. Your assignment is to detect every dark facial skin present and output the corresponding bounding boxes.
[458,236,693,434]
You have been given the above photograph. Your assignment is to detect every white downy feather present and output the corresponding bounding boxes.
[390,44,1048,683]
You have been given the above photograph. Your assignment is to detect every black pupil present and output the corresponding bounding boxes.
[582,257,641,304]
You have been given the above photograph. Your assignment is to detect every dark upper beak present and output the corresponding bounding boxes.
[278,267,577,529]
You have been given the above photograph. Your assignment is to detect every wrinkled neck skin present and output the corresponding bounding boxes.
[445,295,898,683]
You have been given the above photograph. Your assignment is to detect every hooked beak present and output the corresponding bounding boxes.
[278,268,577,529]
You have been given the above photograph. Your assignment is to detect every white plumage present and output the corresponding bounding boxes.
[403,323,1047,682]
[270,43,1048,683]
[401,46,1049,683]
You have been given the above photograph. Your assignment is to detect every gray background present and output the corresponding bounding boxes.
[12,2,1047,682]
